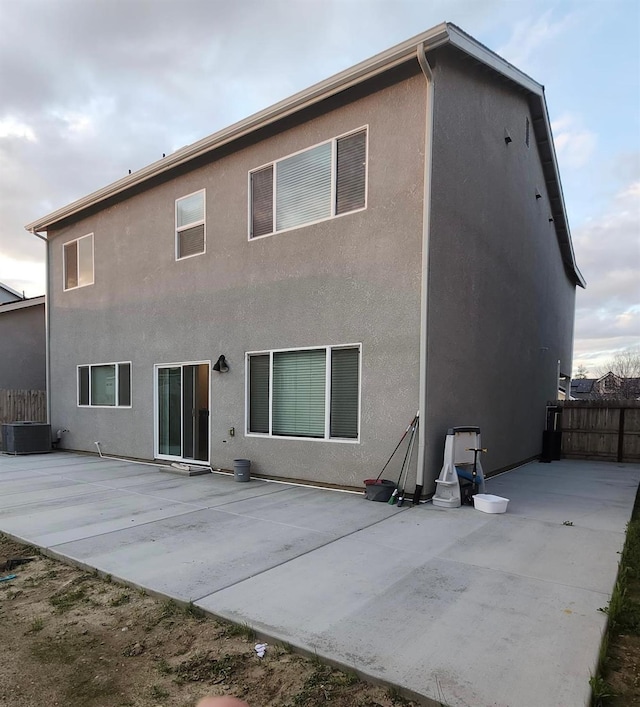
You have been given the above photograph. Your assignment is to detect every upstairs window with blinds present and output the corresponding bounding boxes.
[176,190,205,259]
[249,128,367,238]
[247,345,360,441]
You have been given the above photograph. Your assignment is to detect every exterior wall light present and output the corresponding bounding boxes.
[504,129,512,144]
[213,355,229,373]
[535,189,542,200]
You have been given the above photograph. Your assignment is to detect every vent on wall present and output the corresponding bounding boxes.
[1,422,51,455]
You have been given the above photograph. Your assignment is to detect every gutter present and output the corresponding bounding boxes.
[413,43,437,502]
[28,229,51,425]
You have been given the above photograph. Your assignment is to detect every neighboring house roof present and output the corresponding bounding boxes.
[571,373,640,400]
[571,378,595,395]
[0,281,25,303]
[25,22,584,288]
[0,295,45,314]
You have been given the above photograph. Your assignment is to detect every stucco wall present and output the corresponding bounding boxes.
[424,48,577,489]
[0,302,46,390]
[47,70,427,487]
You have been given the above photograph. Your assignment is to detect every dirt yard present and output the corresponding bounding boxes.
[0,534,417,707]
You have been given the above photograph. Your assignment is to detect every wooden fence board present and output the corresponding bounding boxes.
[557,400,640,462]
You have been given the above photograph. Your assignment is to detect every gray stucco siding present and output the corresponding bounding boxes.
[424,49,576,488]
[47,71,427,487]
[0,303,46,391]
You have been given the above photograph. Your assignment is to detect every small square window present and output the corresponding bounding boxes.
[64,234,94,291]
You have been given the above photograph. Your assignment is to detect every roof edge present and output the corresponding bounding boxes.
[0,281,25,300]
[26,23,451,234]
[24,22,583,288]
[0,295,45,313]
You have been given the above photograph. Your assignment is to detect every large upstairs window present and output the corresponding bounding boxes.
[249,128,367,239]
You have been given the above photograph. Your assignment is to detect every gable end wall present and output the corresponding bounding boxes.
[425,48,576,486]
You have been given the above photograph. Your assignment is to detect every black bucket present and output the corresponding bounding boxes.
[364,479,396,502]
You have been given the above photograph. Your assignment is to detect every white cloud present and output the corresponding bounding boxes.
[551,113,597,169]
[0,117,37,142]
[572,179,640,373]
[497,9,574,69]
[0,255,45,298]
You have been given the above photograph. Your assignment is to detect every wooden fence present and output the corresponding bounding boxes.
[557,400,640,463]
[0,389,47,450]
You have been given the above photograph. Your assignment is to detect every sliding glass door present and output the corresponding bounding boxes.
[156,362,209,462]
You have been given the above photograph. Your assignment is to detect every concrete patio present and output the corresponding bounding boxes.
[0,451,638,707]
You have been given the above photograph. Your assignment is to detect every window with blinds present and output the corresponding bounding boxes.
[64,233,94,291]
[176,190,205,259]
[249,127,367,238]
[78,362,132,407]
[247,346,360,440]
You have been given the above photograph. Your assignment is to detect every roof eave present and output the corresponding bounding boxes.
[24,22,584,289]
[26,23,452,234]
[0,295,45,313]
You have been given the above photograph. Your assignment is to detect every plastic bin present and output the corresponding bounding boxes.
[473,494,509,514]
[233,459,251,482]
[364,479,396,502]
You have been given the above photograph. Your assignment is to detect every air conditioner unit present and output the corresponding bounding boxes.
[1,422,51,455]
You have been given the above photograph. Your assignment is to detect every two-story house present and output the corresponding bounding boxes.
[25,23,583,496]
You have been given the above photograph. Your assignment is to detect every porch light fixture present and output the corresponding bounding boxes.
[504,128,512,144]
[213,355,229,373]
[535,189,542,200]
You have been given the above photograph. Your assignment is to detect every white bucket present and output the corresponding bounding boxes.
[473,494,509,514]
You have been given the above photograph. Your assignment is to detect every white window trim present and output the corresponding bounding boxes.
[63,233,94,291]
[247,126,369,241]
[244,343,362,443]
[175,189,206,261]
[77,361,132,409]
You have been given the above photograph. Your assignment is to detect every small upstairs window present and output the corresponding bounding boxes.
[63,233,94,291]
[176,190,205,259]
[249,127,368,239]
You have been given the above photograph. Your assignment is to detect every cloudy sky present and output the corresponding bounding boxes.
[0,0,638,374]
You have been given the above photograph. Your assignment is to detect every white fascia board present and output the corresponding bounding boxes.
[446,25,543,95]
[0,295,45,313]
[0,281,24,299]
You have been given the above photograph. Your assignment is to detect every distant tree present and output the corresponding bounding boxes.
[596,348,640,399]
[574,365,588,379]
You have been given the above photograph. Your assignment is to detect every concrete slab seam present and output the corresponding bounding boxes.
[189,505,409,602]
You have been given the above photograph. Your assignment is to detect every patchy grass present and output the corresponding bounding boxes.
[0,532,417,707]
[592,486,640,706]
[223,620,256,641]
[109,591,131,607]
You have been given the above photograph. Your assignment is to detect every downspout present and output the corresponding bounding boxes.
[29,229,51,425]
[413,43,435,502]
